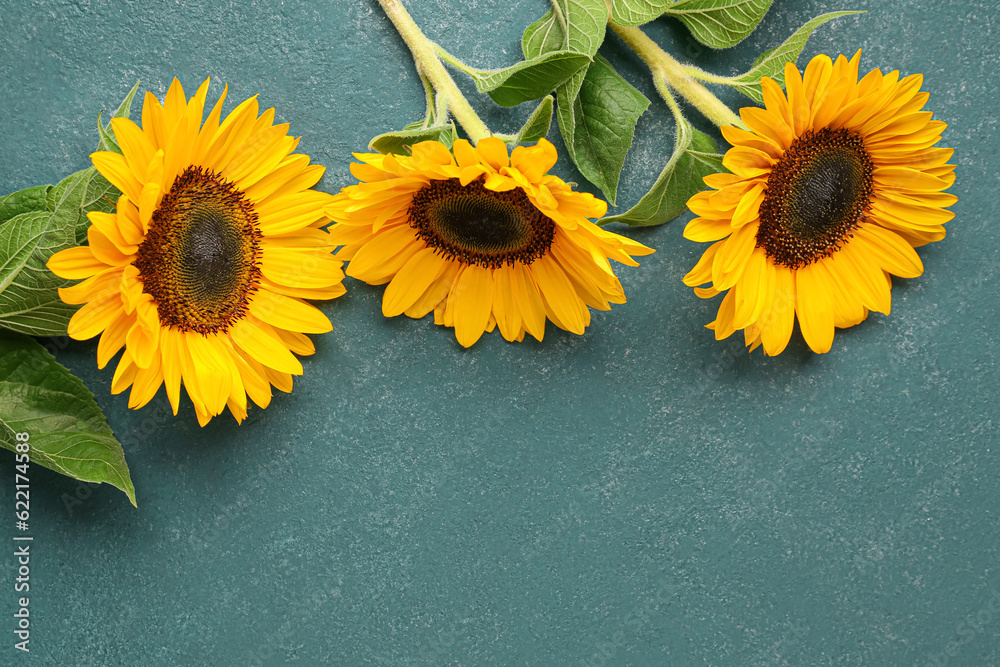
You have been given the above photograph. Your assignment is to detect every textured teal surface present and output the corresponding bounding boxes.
[1,0,998,664]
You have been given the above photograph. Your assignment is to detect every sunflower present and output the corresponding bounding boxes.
[683,51,956,355]
[327,137,653,347]
[47,78,345,425]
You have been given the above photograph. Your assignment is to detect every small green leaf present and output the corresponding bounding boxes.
[467,50,592,107]
[110,80,141,121]
[95,80,141,154]
[663,0,775,48]
[369,123,459,155]
[54,168,118,246]
[0,167,118,336]
[558,55,650,206]
[601,117,723,227]
[521,0,609,60]
[0,331,136,506]
[504,96,555,148]
[723,11,864,103]
[96,112,119,154]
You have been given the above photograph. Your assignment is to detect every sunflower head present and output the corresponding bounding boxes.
[683,52,956,355]
[47,78,346,426]
[327,136,654,347]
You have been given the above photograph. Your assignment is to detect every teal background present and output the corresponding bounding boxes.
[1,0,998,664]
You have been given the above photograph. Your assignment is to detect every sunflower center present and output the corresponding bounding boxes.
[407,178,555,269]
[757,128,874,269]
[134,166,261,334]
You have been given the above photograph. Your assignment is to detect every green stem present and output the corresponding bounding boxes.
[377,0,491,144]
[654,77,685,129]
[417,72,435,128]
[610,22,742,128]
[434,45,480,78]
[683,66,741,86]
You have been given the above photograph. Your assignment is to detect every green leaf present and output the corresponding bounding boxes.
[0,211,77,336]
[504,96,555,147]
[521,0,613,187]
[610,0,674,26]
[663,0,775,48]
[722,11,864,103]
[467,50,592,107]
[95,80,141,154]
[369,122,458,155]
[0,331,135,506]
[521,0,609,60]
[0,167,118,336]
[557,55,650,206]
[600,118,723,227]
[50,168,118,246]
[0,186,50,226]
[554,69,586,162]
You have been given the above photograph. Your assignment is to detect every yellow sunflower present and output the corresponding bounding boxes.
[683,51,956,355]
[327,137,654,347]
[47,78,345,425]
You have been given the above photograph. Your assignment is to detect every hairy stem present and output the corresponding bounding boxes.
[378,0,491,143]
[610,22,742,128]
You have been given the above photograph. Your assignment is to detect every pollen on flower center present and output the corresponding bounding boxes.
[407,178,555,269]
[757,128,875,269]
[135,166,261,334]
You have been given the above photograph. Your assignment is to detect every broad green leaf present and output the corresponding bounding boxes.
[723,11,864,103]
[521,0,609,60]
[601,118,723,226]
[466,50,592,107]
[555,70,586,162]
[521,0,615,189]
[0,211,77,336]
[0,331,135,506]
[663,0,775,48]
[95,80,141,154]
[369,122,458,155]
[505,96,555,147]
[559,56,650,206]
[0,186,50,225]
[611,0,674,27]
[0,167,118,336]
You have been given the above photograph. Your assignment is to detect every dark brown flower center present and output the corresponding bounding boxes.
[407,178,555,269]
[756,128,874,269]
[134,166,261,334]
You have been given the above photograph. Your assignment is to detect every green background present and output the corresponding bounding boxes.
[1,0,997,664]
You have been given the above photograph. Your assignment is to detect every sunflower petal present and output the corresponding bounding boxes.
[452,265,494,348]
[230,317,303,375]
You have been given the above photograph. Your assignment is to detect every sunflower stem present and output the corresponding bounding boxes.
[610,22,742,129]
[377,0,491,144]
